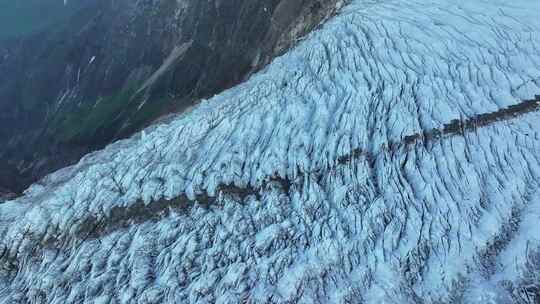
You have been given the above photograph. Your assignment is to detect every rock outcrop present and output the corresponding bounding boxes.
[1,0,540,303]
[0,0,344,195]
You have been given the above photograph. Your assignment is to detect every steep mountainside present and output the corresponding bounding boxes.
[0,0,90,40]
[0,0,343,196]
[1,0,540,303]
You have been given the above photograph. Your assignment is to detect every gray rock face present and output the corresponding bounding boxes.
[0,0,343,194]
[0,190,16,204]
[1,0,540,302]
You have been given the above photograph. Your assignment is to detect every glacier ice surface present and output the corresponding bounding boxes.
[2,0,540,303]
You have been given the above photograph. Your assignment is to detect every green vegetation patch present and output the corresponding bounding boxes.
[53,89,135,143]
[130,96,172,127]
[52,89,174,145]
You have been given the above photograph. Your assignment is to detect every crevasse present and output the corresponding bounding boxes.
[2,0,540,303]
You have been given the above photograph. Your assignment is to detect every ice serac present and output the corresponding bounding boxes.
[2,0,540,303]
[0,0,344,195]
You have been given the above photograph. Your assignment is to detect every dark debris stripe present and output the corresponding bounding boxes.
[68,95,540,241]
[398,95,540,148]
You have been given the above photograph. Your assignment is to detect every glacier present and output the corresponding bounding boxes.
[2,0,540,303]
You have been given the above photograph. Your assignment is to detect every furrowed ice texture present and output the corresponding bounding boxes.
[2,0,540,303]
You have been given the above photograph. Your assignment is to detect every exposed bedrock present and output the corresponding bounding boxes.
[1,0,540,303]
[0,0,345,194]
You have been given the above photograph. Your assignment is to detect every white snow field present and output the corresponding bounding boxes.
[2,0,540,303]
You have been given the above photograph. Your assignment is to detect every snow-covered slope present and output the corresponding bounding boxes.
[2,0,540,302]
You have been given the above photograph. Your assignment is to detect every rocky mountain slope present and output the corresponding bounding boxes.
[0,0,343,196]
[2,0,540,303]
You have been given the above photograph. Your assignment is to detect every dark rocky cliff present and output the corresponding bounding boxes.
[0,0,343,196]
